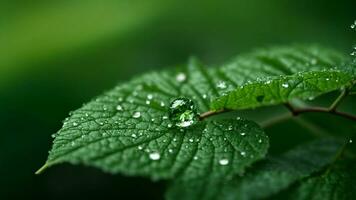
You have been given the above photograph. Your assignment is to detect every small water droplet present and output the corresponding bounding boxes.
[258,139,262,143]
[118,97,124,102]
[133,112,141,118]
[73,122,78,126]
[51,134,56,138]
[228,125,233,131]
[349,139,353,144]
[240,151,246,157]
[202,94,207,99]
[168,149,173,153]
[219,158,229,166]
[240,132,246,136]
[151,118,155,122]
[149,152,161,160]
[146,100,151,105]
[310,58,317,65]
[216,81,227,89]
[176,73,187,82]
[160,102,165,107]
[138,146,143,150]
[116,105,123,111]
[147,94,153,100]
[282,83,289,88]
[189,138,194,143]
[351,20,356,29]
[131,133,137,138]
[167,123,173,128]
[169,97,199,128]
[193,156,198,160]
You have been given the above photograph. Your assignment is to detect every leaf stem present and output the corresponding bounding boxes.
[200,99,356,127]
[199,109,228,120]
[35,163,49,175]
[328,89,348,112]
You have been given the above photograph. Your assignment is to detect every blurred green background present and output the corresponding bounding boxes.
[1,0,355,199]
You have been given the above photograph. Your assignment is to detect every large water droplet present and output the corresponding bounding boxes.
[149,152,161,160]
[169,97,199,128]
[219,158,229,166]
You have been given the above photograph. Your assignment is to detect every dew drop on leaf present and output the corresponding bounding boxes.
[176,72,187,82]
[116,105,123,111]
[147,94,153,100]
[216,81,227,89]
[133,112,141,118]
[168,97,199,128]
[282,83,289,88]
[149,152,161,160]
[228,125,233,131]
[219,158,229,166]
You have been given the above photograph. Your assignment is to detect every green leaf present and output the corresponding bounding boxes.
[211,45,355,110]
[166,139,343,200]
[285,159,356,200]
[37,59,269,182]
